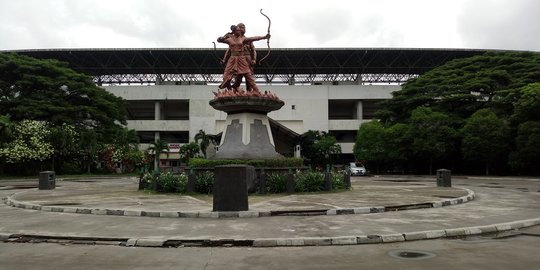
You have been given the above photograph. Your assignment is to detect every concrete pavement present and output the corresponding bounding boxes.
[2,230,540,270]
[1,175,539,248]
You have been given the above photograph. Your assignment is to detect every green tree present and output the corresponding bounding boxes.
[147,139,169,172]
[509,121,540,174]
[507,83,540,174]
[48,123,79,173]
[300,130,341,168]
[408,107,458,175]
[511,83,540,123]
[0,53,127,139]
[110,128,140,173]
[179,142,200,163]
[461,109,509,175]
[78,129,102,173]
[385,123,412,172]
[378,51,540,124]
[373,51,540,174]
[299,130,321,165]
[313,135,341,167]
[353,121,387,172]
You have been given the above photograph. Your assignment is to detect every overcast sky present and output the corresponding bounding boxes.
[1,0,539,51]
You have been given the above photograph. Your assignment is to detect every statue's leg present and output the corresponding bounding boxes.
[232,74,243,91]
[245,73,259,92]
[218,78,232,90]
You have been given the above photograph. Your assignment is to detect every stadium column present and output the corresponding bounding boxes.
[356,100,363,120]
[154,101,162,168]
[155,101,163,121]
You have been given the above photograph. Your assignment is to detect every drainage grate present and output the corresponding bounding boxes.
[388,250,436,260]
[385,203,433,211]
[270,209,329,216]
[41,202,82,206]
[164,239,254,247]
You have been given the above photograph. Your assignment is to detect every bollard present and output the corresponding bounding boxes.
[322,164,332,191]
[286,168,295,193]
[152,171,160,191]
[344,166,351,189]
[258,168,267,195]
[246,167,256,193]
[138,173,146,190]
[323,171,332,191]
[187,169,196,193]
[38,171,55,190]
[436,169,452,187]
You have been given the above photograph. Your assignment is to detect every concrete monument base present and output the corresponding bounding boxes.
[210,96,284,160]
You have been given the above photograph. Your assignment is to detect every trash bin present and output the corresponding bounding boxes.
[39,171,56,190]
[436,169,451,187]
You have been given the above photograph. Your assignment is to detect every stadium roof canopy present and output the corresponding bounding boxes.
[4,48,488,84]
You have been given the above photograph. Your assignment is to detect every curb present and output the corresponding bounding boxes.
[2,218,539,248]
[4,188,475,219]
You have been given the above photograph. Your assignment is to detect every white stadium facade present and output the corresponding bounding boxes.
[11,48,487,168]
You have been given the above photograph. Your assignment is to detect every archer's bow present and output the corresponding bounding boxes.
[212,41,223,64]
[259,9,271,65]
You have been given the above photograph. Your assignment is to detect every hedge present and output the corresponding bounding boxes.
[188,157,304,168]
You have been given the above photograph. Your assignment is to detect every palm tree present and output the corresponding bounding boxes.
[147,139,169,172]
[194,130,219,158]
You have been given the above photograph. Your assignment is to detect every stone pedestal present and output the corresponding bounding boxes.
[215,113,280,159]
[213,165,253,211]
[210,96,284,160]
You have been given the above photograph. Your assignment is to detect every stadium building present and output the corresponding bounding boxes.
[12,48,486,169]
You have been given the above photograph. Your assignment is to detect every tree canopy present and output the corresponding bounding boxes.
[355,51,540,175]
[460,108,509,175]
[377,51,540,124]
[0,53,127,137]
[300,130,341,168]
[0,53,145,175]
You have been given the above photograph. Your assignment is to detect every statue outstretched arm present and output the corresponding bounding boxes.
[244,34,270,44]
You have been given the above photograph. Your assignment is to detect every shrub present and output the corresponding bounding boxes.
[331,171,346,190]
[266,172,287,193]
[263,158,304,167]
[195,171,214,194]
[142,172,154,185]
[188,157,304,168]
[294,171,324,192]
[160,172,187,193]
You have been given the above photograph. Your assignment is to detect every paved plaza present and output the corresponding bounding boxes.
[1,175,538,244]
[0,175,539,268]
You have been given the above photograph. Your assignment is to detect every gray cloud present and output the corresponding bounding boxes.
[292,7,355,45]
[0,0,205,49]
[457,0,540,50]
[0,0,538,51]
